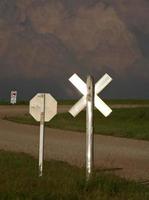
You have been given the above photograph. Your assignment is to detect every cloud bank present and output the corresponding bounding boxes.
[0,0,148,99]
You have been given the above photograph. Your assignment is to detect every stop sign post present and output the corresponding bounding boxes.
[29,93,57,177]
[69,73,112,181]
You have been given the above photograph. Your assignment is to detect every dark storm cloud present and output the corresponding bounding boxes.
[132,28,149,58]
[111,0,149,34]
[0,0,149,99]
[28,0,141,69]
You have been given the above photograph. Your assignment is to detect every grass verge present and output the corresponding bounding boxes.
[0,101,29,105]
[0,99,149,106]
[58,99,149,105]
[5,107,149,141]
[0,150,148,200]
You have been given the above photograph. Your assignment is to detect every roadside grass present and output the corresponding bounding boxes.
[58,99,149,105]
[105,99,149,105]
[1,99,149,106]
[5,107,149,141]
[0,100,29,105]
[0,150,148,200]
[0,101,10,105]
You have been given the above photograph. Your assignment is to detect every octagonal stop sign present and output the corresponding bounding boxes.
[29,93,57,122]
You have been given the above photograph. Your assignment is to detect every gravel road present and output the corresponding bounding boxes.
[0,105,149,181]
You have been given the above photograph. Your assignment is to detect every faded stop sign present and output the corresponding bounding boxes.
[29,93,57,122]
[29,93,57,177]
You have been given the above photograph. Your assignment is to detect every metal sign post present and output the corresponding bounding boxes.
[69,73,112,181]
[29,93,57,177]
[39,94,45,177]
[86,76,94,180]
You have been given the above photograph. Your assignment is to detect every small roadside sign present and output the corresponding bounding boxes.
[10,91,17,104]
[29,93,57,177]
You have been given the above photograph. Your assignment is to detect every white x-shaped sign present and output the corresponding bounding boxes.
[69,73,112,117]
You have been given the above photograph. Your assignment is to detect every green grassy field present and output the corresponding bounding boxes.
[0,100,29,105]
[5,107,149,140]
[58,99,149,105]
[1,99,149,105]
[0,150,148,200]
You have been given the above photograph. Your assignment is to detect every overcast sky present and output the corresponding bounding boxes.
[0,0,149,100]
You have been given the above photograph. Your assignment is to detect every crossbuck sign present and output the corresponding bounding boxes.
[69,73,112,117]
[69,73,112,180]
